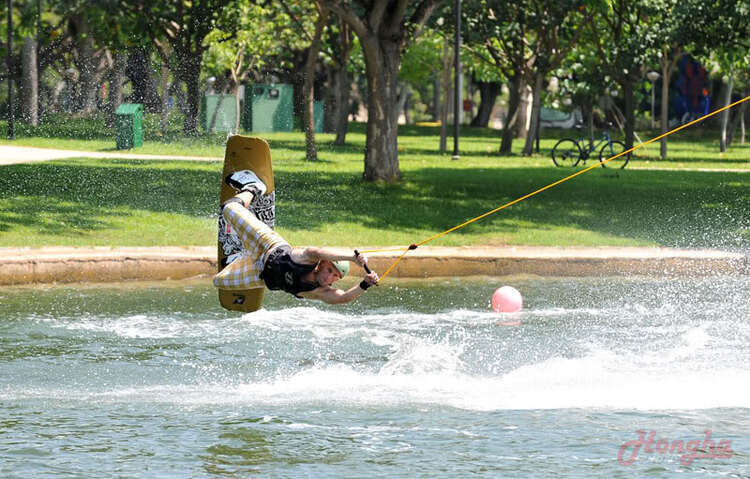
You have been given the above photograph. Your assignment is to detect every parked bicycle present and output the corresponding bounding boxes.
[551,123,631,169]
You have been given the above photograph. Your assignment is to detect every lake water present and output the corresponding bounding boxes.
[2,276,749,477]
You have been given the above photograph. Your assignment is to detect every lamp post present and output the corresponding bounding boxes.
[647,71,660,130]
[452,0,461,160]
[7,0,14,139]
[37,0,41,120]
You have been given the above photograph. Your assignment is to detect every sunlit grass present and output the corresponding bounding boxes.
[1,113,749,170]
[0,114,748,249]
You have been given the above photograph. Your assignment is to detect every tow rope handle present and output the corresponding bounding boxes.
[354,249,380,289]
[354,250,372,274]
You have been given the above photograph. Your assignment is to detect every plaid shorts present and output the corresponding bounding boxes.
[213,202,289,290]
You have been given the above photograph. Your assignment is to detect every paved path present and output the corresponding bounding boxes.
[1,144,748,172]
[0,144,220,165]
[1,245,746,285]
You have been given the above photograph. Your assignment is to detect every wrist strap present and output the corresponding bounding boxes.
[359,280,371,290]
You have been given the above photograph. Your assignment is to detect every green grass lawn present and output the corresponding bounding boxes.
[2,114,750,170]
[0,116,748,249]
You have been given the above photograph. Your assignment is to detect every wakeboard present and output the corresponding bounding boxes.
[217,135,276,312]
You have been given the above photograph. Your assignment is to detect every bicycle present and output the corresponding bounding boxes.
[551,123,631,169]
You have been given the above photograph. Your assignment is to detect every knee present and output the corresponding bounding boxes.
[220,197,245,213]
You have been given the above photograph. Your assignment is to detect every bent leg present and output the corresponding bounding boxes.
[221,201,287,254]
[214,201,289,290]
[213,254,266,290]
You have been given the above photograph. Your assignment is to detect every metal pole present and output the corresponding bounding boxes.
[451,0,460,160]
[7,0,14,139]
[651,82,655,130]
[37,0,41,120]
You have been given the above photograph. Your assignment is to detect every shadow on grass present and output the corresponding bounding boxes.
[1,158,746,249]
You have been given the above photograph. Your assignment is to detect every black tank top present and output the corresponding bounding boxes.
[261,246,319,297]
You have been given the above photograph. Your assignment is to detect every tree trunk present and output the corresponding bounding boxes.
[208,92,226,132]
[21,37,38,125]
[326,62,352,145]
[439,34,452,154]
[181,57,201,135]
[323,64,339,133]
[397,82,410,124]
[659,63,669,159]
[500,74,522,154]
[741,104,746,145]
[233,86,241,135]
[522,72,544,156]
[105,51,126,128]
[726,88,746,147]
[362,39,401,181]
[321,0,439,181]
[126,47,161,112]
[621,78,635,150]
[160,63,171,133]
[304,8,328,161]
[719,72,733,152]
[325,21,353,144]
[517,82,531,139]
[333,66,351,145]
[70,14,99,114]
[470,81,500,127]
[169,79,188,119]
[432,76,441,122]
[658,50,679,160]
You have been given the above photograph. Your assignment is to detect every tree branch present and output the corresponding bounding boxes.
[277,0,314,42]
[320,0,371,41]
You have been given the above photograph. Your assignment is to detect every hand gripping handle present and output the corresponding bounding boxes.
[354,250,372,274]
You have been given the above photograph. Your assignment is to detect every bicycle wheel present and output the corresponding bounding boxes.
[551,139,582,167]
[599,140,630,169]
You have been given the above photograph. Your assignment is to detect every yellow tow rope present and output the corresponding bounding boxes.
[360,94,750,282]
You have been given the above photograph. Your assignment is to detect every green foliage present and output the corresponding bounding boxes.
[202,1,289,84]
[400,29,444,85]
[680,0,750,72]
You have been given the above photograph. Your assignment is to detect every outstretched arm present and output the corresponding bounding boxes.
[293,246,369,268]
[299,271,379,304]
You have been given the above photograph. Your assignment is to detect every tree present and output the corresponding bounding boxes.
[553,40,608,143]
[584,0,655,151]
[323,17,356,145]
[462,0,528,153]
[519,0,590,156]
[399,28,445,123]
[124,0,235,135]
[681,0,750,152]
[454,23,503,128]
[303,3,329,161]
[203,1,291,134]
[646,0,693,159]
[320,0,441,181]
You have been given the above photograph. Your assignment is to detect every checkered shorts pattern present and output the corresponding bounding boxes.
[213,202,289,290]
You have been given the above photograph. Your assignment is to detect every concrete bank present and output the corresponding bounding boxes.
[0,246,746,286]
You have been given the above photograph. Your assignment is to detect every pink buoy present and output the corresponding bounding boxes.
[491,286,523,313]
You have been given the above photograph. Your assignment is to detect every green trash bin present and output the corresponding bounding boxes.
[201,94,238,132]
[313,101,325,133]
[115,103,143,150]
[243,84,293,132]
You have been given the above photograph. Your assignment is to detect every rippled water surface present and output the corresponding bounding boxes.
[2,276,749,477]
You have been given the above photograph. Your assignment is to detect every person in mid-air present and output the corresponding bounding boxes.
[214,170,379,304]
